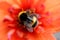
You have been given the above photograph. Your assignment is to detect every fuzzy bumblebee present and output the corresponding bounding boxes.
[18,10,37,32]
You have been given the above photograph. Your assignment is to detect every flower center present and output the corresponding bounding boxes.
[18,10,37,32]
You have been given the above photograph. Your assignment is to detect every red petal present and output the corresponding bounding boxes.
[44,0,60,33]
[20,0,45,10]
[11,30,56,40]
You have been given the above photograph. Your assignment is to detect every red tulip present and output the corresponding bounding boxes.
[0,0,60,40]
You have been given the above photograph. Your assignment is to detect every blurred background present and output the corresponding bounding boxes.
[54,32,60,40]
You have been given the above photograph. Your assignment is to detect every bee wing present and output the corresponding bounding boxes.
[24,21,33,32]
[26,26,33,32]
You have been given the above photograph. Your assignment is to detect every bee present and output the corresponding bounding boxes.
[18,10,37,32]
